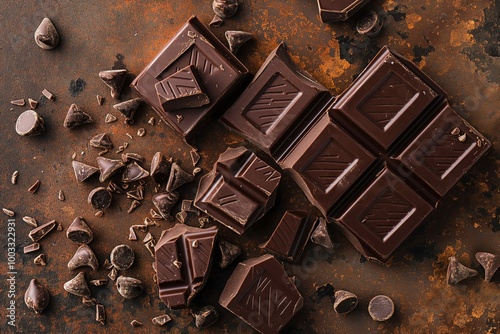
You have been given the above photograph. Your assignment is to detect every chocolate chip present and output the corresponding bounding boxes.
[99,69,127,100]
[25,279,50,314]
[116,276,143,299]
[152,192,179,219]
[475,252,500,282]
[110,244,135,270]
[113,98,142,124]
[66,217,94,244]
[212,0,238,18]
[16,110,45,136]
[64,272,91,297]
[225,30,254,54]
[88,187,112,210]
[368,295,394,321]
[63,104,94,128]
[166,163,194,191]
[28,179,41,194]
[150,152,171,184]
[152,314,171,326]
[34,18,59,49]
[334,290,358,314]
[446,256,478,284]
[68,244,99,271]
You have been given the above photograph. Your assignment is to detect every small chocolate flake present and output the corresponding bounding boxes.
[209,14,224,27]
[29,220,56,242]
[173,260,182,268]
[95,210,104,217]
[193,167,202,175]
[123,141,129,148]
[58,190,65,201]
[42,89,54,100]
[128,226,138,241]
[218,239,241,268]
[312,283,335,303]
[176,114,183,123]
[71,152,77,159]
[152,314,171,326]
[225,30,254,54]
[127,200,141,213]
[24,243,40,253]
[148,117,155,125]
[3,208,15,217]
[458,133,467,142]
[34,254,47,266]
[105,113,117,123]
[130,320,143,327]
[122,183,129,189]
[143,217,154,226]
[11,171,19,184]
[97,95,104,106]
[90,279,108,287]
[23,216,38,227]
[96,304,106,325]
[446,256,478,284]
[192,240,199,248]
[103,259,113,270]
[451,127,461,135]
[57,223,63,231]
[108,267,118,281]
[137,128,146,137]
[193,305,219,329]
[143,232,153,244]
[334,290,358,314]
[11,99,25,106]
[150,209,163,220]
[122,152,144,163]
[477,138,483,147]
[126,189,143,201]
[145,240,156,258]
[28,98,38,109]
[190,150,200,166]
[82,296,99,307]
[28,180,41,194]
[176,211,188,223]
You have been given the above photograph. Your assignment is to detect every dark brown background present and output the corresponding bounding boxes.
[0,0,499,333]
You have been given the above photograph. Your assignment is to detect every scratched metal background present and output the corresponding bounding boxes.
[0,0,499,333]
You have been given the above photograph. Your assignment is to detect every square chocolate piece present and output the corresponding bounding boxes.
[131,16,249,138]
[317,0,371,22]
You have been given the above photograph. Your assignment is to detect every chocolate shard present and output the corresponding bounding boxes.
[116,276,143,299]
[63,104,94,128]
[166,162,194,192]
[225,30,254,54]
[262,211,316,263]
[356,11,384,37]
[152,314,171,326]
[475,252,500,282]
[24,243,40,254]
[130,320,143,327]
[29,220,56,242]
[11,99,25,106]
[90,133,113,149]
[154,224,218,309]
[72,161,99,183]
[88,187,113,210]
[66,217,93,244]
[155,65,210,113]
[28,98,38,109]
[122,162,149,183]
[16,110,45,136]
[64,272,91,297]
[122,152,144,163]
[25,279,50,314]
[41,89,54,100]
[446,256,478,284]
[334,290,358,314]
[99,69,127,99]
[96,157,125,183]
[219,254,303,334]
[218,239,242,268]
[152,192,179,220]
[96,304,106,325]
[34,17,59,49]
[68,244,99,271]
[150,152,171,184]
[193,305,219,328]
[212,0,238,18]
[113,98,142,124]
[209,14,224,27]
[310,217,334,250]
[110,244,135,270]
[33,254,47,266]
[368,295,395,322]
[90,279,108,287]
[194,147,281,235]
[105,113,117,123]
[317,0,370,22]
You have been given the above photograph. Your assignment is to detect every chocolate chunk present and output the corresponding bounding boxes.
[194,147,281,234]
[219,254,303,334]
[96,304,106,325]
[122,152,144,163]
[155,65,210,112]
[317,0,370,22]
[209,14,224,27]
[310,217,334,250]
[99,69,127,99]
[105,113,117,123]
[193,305,219,328]
[41,89,55,100]
[446,256,478,284]
[88,187,113,210]
[108,267,118,281]
[110,244,135,270]
[311,283,335,302]
[25,279,50,314]
[16,110,45,136]
[150,152,171,184]
[334,290,358,314]
[368,295,394,322]
[11,99,25,106]
[96,157,125,182]
[116,276,143,299]
[64,272,91,297]
[130,16,249,139]
[122,162,149,183]
[152,192,179,219]
[262,211,316,263]
[63,104,94,128]
[34,17,59,49]
[72,161,99,183]
[356,11,384,37]
[113,98,142,124]
[29,220,56,242]
[475,252,500,282]
[23,216,37,227]
[28,179,41,194]
[218,239,241,268]
[33,254,47,266]
[24,243,40,253]
[166,162,194,191]
[90,133,113,150]
[225,30,253,54]
[137,127,146,137]
[152,314,171,326]
[213,0,238,18]
[66,217,94,244]
[154,224,218,308]
[68,244,99,271]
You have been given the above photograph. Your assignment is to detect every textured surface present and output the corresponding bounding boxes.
[0,0,498,333]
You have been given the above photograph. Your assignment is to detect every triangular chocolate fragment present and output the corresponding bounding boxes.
[104,113,117,123]
[96,157,125,183]
[64,272,91,297]
[209,14,224,27]
[34,17,59,50]
[67,217,94,244]
[218,239,242,268]
[72,161,99,183]
[150,152,171,184]
[68,244,99,271]
[152,192,179,220]
[90,133,113,149]
[122,162,149,183]
[113,98,142,124]
[225,30,254,54]
[166,163,194,192]
[310,217,334,250]
[64,104,94,128]
[99,69,127,99]
[446,256,478,284]
[155,65,210,112]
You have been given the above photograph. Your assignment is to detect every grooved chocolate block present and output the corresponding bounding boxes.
[219,254,303,334]
[222,43,333,161]
[131,16,249,138]
[262,211,316,263]
[154,224,218,309]
[317,0,371,22]
[194,147,281,234]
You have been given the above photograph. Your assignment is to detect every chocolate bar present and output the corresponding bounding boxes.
[222,45,491,262]
[317,0,371,23]
[154,224,218,309]
[131,16,250,139]
[219,254,303,334]
[194,147,281,234]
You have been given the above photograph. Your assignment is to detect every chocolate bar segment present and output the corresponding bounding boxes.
[154,224,218,309]
[194,147,281,234]
[219,254,303,334]
[317,0,371,23]
[222,43,333,161]
[262,211,316,263]
[131,16,249,138]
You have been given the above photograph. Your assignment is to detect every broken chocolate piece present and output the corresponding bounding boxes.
[225,30,253,54]
[90,133,113,150]
[122,162,149,183]
[82,296,99,307]
[24,243,40,254]
[72,161,99,183]
[96,157,125,182]
[152,192,179,220]
[58,190,65,201]
[33,254,47,266]
[99,69,127,99]
[446,256,478,284]
[68,244,99,271]
[104,113,117,123]
[110,244,135,270]
[116,276,143,299]
[64,272,91,297]
[154,224,218,308]
[28,98,38,109]
[127,200,141,213]
[2,208,15,217]
[25,279,50,314]
[11,99,25,106]
[128,227,138,241]
[122,152,144,163]
[108,267,118,281]
[193,305,219,328]
[63,104,94,128]
[130,320,143,327]
[317,0,370,22]
[262,211,316,263]
[190,150,200,166]
[88,187,113,210]
[137,128,146,137]
[475,252,500,282]
[218,239,241,268]
[97,95,104,106]
[176,211,188,223]
[96,304,106,325]
[34,17,59,49]
[28,179,41,194]
[334,290,358,314]
[310,217,334,250]
[219,254,303,334]
[152,314,171,326]
[90,279,108,287]
[16,110,45,136]
[356,11,384,37]
[150,152,171,184]
[29,220,56,242]
[41,89,54,100]
[113,98,142,124]
[11,171,19,185]
[312,283,335,302]
[23,216,38,227]
[209,14,224,27]
[166,162,194,191]
[368,295,394,321]
[213,0,238,18]
[66,217,94,244]
[155,65,210,112]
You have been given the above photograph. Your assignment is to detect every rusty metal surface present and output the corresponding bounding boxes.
[0,0,499,333]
